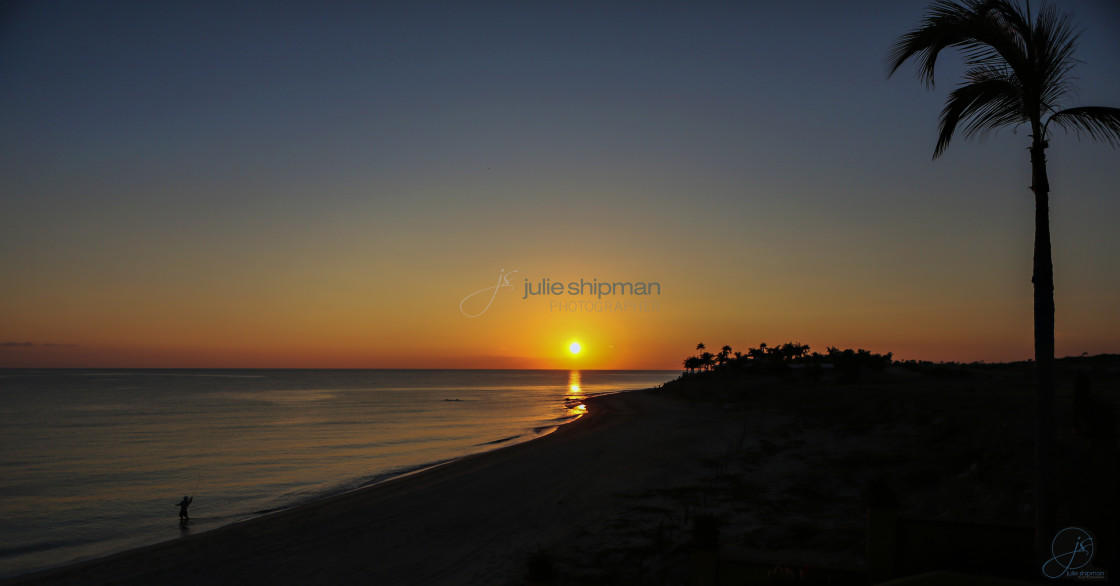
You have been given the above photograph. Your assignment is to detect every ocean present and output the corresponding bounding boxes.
[0,368,676,578]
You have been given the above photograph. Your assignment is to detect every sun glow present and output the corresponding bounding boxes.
[569,342,581,355]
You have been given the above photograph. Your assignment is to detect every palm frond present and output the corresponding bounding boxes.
[935,75,1023,157]
[891,0,1120,157]
[1031,3,1081,110]
[959,0,1029,72]
[887,0,990,87]
[887,0,1030,88]
[984,0,1030,52]
[958,64,1025,135]
[1046,107,1120,147]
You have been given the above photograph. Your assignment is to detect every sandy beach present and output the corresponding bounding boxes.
[6,363,1106,585]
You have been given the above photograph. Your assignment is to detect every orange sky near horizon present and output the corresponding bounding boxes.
[5,253,1117,369]
[3,157,1118,369]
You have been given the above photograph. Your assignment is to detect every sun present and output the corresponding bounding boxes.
[569,342,581,355]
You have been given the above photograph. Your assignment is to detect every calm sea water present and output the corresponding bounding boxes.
[0,368,675,578]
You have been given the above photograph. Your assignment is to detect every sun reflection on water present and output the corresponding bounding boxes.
[565,370,587,416]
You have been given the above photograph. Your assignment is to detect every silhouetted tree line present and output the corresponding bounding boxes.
[682,342,893,378]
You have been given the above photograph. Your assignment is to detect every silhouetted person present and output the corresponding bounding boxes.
[177,495,193,522]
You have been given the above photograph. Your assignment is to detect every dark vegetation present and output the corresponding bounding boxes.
[682,342,893,383]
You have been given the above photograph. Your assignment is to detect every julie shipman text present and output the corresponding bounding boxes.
[522,278,661,300]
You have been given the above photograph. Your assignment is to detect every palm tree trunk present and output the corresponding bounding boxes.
[1030,137,1057,559]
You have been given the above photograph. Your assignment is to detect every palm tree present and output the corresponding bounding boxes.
[717,345,732,368]
[888,0,1120,554]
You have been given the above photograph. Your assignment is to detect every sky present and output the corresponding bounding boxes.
[2,1,1118,369]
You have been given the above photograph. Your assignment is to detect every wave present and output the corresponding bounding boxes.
[474,434,522,447]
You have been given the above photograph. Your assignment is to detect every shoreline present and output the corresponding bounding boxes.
[5,365,1070,584]
[0,418,566,580]
[248,393,600,521]
[2,387,651,585]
